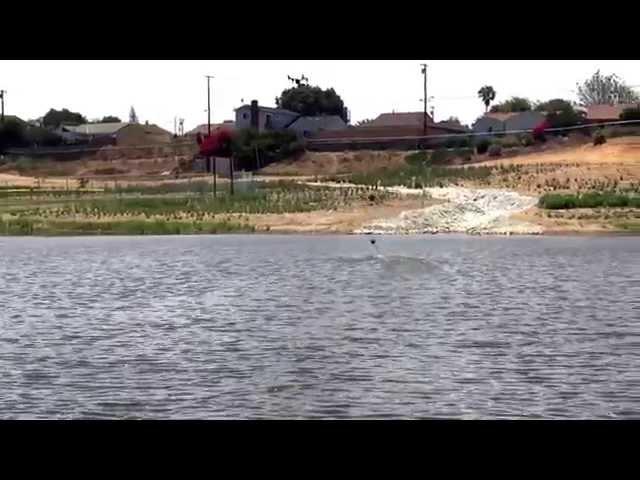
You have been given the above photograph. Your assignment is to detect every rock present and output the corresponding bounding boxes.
[357,186,542,236]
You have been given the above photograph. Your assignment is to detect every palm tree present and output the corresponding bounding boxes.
[477,86,496,113]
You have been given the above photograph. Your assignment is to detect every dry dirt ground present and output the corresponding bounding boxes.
[0,156,185,186]
[466,136,640,195]
[259,150,409,176]
[243,196,439,233]
[466,137,640,232]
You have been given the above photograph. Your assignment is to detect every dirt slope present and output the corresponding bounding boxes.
[259,150,410,176]
[474,136,640,167]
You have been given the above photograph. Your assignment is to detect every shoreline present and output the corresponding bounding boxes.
[2,227,638,237]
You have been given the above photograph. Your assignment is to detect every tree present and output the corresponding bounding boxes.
[0,119,28,150]
[231,129,304,170]
[443,116,462,125]
[535,98,575,113]
[129,106,138,124]
[42,108,87,128]
[24,126,63,147]
[535,98,585,129]
[477,85,496,113]
[100,115,121,123]
[576,70,639,106]
[489,96,532,113]
[276,84,348,122]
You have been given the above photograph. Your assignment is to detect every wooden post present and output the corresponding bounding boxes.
[213,157,217,198]
[210,157,214,198]
[229,156,235,196]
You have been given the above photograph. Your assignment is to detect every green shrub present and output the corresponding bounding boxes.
[13,158,35,173]
[520,134,535,147]
[499,135,521,148]
[453,148,474,162]
[430,148,451,165]
[232,128,304,170]
[457,137,472,148]
[539,191,640,209]
[601,126,640,138]
[444,138,458,149]
[405,151,429,166]
[487,144,502,157]
[620,107,640,121]
[593,133,607,146]
[475,138,491,154]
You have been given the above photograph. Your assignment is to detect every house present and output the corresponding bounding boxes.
[233,99,348,137]
[472,111,546,134]
[287,115,347,137]
[368,111,434,127]
[435,120,471,132]
[57,124,89,144]
[585,103,640,123]
[235,101,300,132]
[3,115,25,123]
[63,122,172,146]
[365,110,469,133]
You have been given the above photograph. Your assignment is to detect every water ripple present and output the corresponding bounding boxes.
[0,234,638,419]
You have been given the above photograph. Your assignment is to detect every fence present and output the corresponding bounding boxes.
[306,119,640,152]
[2,141,198,161]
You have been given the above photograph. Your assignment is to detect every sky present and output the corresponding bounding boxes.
[1,60,639,132]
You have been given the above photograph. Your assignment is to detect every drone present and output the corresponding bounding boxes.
[287,75,309,87]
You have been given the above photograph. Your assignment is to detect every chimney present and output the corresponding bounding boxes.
[250,100,259,130]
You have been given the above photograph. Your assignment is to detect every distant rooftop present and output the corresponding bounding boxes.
[2,115,26,124]
[234,103,299,116]
[586,103,640,120]
[483,112,520,121]
[63,122,170,136]
[369,111,435,127]
[64,122,129,135]
[288,115,346,131]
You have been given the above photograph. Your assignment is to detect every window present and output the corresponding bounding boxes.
[265,114,272,129]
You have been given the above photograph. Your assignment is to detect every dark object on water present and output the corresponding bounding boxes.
[370,239,376,245]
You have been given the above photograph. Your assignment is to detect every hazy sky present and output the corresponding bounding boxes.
[1,60,639,132]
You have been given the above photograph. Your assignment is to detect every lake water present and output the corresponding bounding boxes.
[0,234,639,419]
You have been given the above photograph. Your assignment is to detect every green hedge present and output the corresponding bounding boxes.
[539,192,640,209]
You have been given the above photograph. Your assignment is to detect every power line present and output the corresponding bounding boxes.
[309,118,640,144]
[420,64,427,137]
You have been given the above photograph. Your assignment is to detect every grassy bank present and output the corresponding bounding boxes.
[0,181,396,235]
[1,217,254,235]
[346,163,494,189]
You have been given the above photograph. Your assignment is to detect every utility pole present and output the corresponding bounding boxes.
[205,75,216,197]
[206,75,213,135]
[421,64,428,138]
[0,90,5,123]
